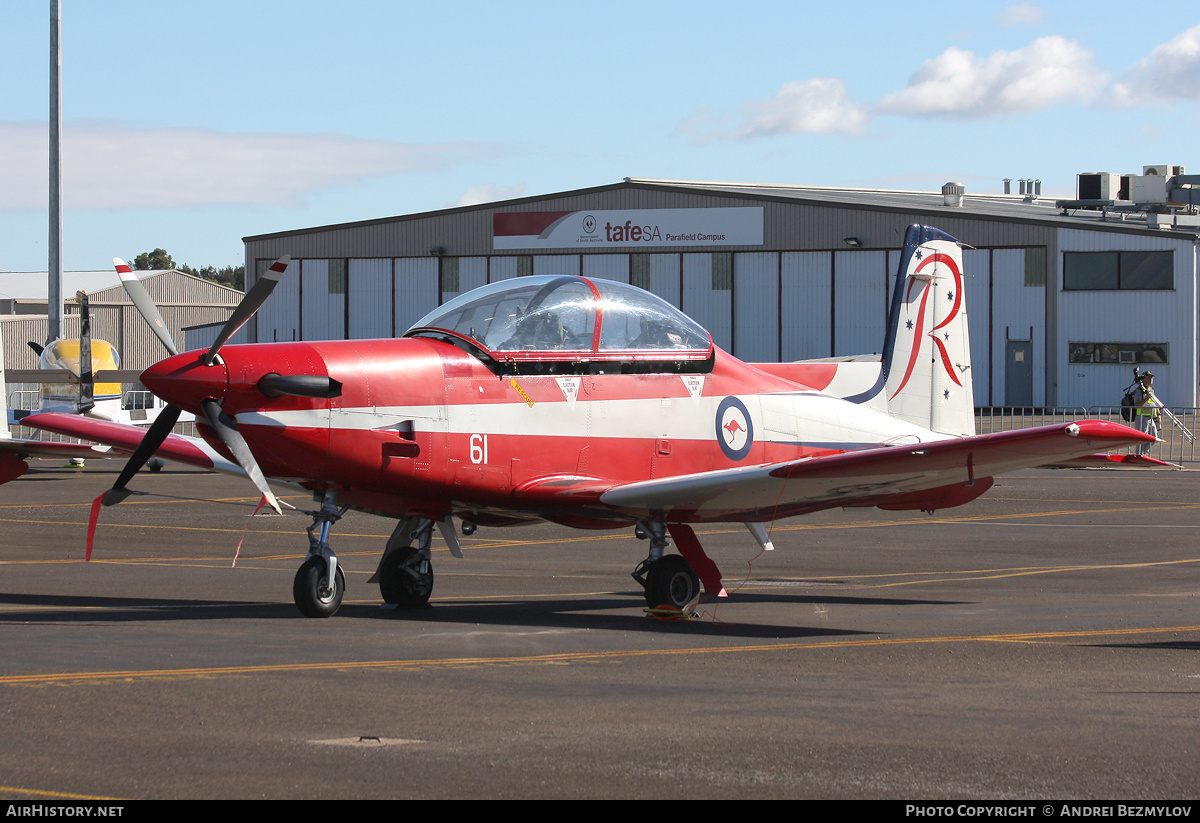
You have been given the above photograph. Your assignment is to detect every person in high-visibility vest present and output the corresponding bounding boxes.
[1134,371,1161,455]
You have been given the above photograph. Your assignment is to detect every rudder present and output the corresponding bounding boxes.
[881,225,975,436]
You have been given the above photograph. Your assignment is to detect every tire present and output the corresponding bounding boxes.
[378,547,434,607]
[642,555,700,611]
[293,556,345,618]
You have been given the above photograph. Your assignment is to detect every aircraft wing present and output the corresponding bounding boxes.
[0,437,111,460]
[0,436,113,485]
[597,420,1154,522]
[20,412,219,470]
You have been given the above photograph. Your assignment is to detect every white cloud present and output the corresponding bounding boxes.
[0,122,497,211]
[450,183,527,207]
[678,78,869,142]
[997,2,1044,28]
[1110,25,1200,106]
[877,36,1105,118]
[738,79,870,137]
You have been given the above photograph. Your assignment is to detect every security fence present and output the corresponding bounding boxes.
[975,407,1197,467]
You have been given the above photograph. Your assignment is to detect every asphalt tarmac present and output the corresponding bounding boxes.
[0,459,1197,799]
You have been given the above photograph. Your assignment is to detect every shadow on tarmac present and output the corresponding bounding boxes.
[0,588,956,639]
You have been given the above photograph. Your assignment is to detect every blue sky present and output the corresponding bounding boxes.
[2,1,1197,273]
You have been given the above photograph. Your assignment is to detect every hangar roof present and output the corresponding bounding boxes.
[243,177,1200,244]
[0,269,159,303]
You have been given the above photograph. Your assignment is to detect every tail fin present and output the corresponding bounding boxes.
[880,224,974,437]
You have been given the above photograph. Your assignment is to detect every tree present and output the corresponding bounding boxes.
[129,249,245,291]
[132,248,174,270]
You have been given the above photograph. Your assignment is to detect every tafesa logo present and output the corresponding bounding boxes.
[605,220,662,242]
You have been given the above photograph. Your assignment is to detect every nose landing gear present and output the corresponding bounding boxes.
[293,489,349,618]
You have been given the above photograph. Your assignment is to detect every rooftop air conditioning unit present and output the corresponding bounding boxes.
[1143,164,1185,177]
[1132,174,1169,204]
[1078,172,1122,200]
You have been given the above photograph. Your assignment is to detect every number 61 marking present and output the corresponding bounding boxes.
[469,433,489,464]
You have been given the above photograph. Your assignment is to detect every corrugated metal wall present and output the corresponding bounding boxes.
[301,259,344,341]
[963,249,992,406]
[581,254,629,283]
[833,250,888,356]
[348,259,392,339]
[781,252,832,360]
[681,253,732,352]
[733,252,778,362]
[395,258,439,335]
[4,275,240,371]
[1056,229,1196,408]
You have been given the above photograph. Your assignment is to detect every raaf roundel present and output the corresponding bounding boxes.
[25,225,1157,618]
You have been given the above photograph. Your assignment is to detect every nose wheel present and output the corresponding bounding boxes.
[293,556,345,618]
[293,489,348,618]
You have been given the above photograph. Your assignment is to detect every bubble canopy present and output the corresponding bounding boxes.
[406,275,713,368]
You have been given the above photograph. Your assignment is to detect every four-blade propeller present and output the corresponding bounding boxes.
[102,254,294,516]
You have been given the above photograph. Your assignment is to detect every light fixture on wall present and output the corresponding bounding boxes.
[843,237,862,248]
[429,246,445,256]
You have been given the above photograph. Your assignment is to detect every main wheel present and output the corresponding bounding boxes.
[642,554,700,611]
[378,547,434,607]
[293,556,345,618]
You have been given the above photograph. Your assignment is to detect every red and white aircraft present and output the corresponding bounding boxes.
[25,225,1156,617]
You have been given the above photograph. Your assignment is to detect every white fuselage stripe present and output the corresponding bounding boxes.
[236,393,933,447]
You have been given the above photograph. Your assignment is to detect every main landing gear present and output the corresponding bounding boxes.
[631,521,701,613]
[369,517,462,608]
[375,518,435,607]
[293,489,349,618]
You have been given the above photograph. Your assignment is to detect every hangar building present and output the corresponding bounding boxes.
[241,174,1200,410]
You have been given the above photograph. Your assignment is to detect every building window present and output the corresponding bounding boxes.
[1063,250,1172,290]
[631,254,651,291]
[441,257,460,293]
[1024,247,1045,287]
[711,253,732,291]
[328,259,347,294]
[1068,342,1169,365]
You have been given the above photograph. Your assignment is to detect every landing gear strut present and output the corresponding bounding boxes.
[631,521,700,612]
[293,490,348,618]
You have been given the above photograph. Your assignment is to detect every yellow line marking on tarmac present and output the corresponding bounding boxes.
[0,785,125,801]
[742,557,1200,588]
[3,624,1197,687]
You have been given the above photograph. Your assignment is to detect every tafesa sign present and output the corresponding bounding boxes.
[493,208,764,250]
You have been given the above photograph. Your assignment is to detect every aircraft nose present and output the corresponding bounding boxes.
[140,352,228,410]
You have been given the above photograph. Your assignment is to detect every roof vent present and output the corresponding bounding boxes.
[942,182,965,207]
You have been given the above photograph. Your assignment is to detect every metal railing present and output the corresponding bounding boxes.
[975,407,1198,466]
[7,390,39,413]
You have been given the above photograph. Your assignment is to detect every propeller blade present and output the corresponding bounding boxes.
[199,398,281,514]
[257,373,342,399]
[27,341,44,357]
[103,403,181,506]
[78,291,94,413]
[203,254,290,366]
[113,258,178,357]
